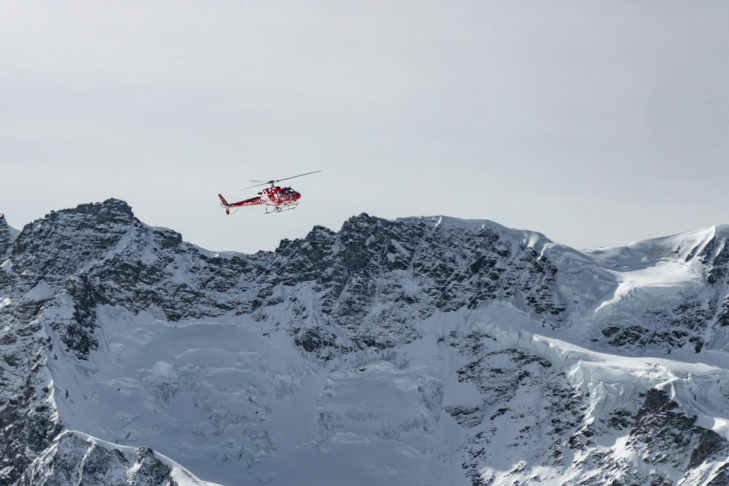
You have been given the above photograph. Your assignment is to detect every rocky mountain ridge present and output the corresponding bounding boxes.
[2,199,729,485]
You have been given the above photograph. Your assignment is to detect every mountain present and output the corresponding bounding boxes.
[2,199,729,485]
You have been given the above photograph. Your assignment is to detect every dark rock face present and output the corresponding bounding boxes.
[628,389,717,470]
[56,275,104,359]
[18,432,180,486]
[132,447,174,486]
[0,214,14,259]
[0,299,60,484]
[707,463,729,486]
[568,389,729,486]
[449,342,589,486]
[0,372,62,485]
[272,215,569,356]
[690,430,726,470]
[10,199,134,284]
[699,236,729,286]
[600,299,711,352]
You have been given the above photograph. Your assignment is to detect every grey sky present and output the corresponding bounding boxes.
[1,1,728,253]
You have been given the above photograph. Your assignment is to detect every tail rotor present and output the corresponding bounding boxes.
[218,194,231,215]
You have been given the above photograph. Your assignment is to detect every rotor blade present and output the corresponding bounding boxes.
[249,179,268,183]
[274,170,322,183]
[242,181,271,190]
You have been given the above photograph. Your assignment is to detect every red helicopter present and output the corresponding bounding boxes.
[218,170,321,215]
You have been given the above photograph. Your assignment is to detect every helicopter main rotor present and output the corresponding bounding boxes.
[243,170,321,190]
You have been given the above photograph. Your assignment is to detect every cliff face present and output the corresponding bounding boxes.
[2,200,729,485]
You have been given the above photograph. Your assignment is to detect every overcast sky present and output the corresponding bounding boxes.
[1,1,728,253]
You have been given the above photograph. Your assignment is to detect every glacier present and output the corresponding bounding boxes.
[2,201,729,485]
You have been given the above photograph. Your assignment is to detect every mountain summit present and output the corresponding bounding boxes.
[2,199,729,485]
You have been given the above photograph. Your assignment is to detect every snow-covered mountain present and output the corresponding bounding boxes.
[3,199,729,485]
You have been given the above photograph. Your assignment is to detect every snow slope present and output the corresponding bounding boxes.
[3,200,729,485]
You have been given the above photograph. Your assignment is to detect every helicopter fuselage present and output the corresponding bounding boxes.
[219,186,301,214]
[218,170,319,215]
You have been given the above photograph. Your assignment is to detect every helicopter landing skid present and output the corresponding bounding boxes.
[265,202,298,214]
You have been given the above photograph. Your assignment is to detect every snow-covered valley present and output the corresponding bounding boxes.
[3,201,729,485]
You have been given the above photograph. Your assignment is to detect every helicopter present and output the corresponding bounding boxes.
[218,170,321,215]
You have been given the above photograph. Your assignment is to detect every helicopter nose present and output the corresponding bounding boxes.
[294,191,301,200]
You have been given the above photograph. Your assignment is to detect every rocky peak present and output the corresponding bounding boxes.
[9,199,138,282]
[696,227,729,285]
[65,197,134,221]
[0,213,16,258]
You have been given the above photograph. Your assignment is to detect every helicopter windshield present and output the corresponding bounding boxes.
[278,187,296,200]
